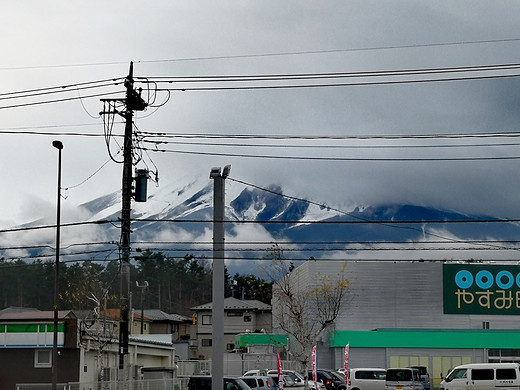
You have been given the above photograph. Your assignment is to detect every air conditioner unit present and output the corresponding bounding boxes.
[132,365,144,379]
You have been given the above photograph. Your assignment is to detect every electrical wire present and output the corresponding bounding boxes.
[2,37,520,72]
[140,138,520,150]
[0,90,123,110]
[137,146,520,162]
[138,62,520,82]
[135,130,520,140]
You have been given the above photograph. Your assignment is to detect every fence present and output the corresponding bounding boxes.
[176,357,301,377]
[16,378,189,390]
[16,359,302,390]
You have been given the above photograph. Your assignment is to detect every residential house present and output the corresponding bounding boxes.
[0,307,177,389]
[191,297,272,359]
[133,309,193,340]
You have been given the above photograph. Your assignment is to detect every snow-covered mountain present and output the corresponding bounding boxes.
[72,177,520,274]
[5,176,520,276]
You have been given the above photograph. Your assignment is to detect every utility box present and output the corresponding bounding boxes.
[134,169,149,202]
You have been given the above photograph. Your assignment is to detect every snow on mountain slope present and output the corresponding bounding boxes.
[6,174,520,276]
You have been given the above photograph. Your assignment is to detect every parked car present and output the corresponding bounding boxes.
[244,370,269,377]
[408,366,430,390]
[385,368,424,390]
[323,369,347,390]
[307,369,346,390]
[188,376,252,390]
[347,368,386,390]
[266,369,326,390]
[439,362,520,390]
[240,375,278,390]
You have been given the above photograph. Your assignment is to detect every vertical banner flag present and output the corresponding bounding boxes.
[312,345,317,384]
[344,344,350,384]
[277,350,284,390]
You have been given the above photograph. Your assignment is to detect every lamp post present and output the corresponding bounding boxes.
[52,140,63,390]
[209,165,230,390]
[136,281,149,334]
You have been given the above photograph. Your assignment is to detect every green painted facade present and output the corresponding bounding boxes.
[329,328,520,349]
[0,324,65,333]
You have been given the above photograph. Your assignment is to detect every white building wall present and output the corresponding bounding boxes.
[274,260,520,331]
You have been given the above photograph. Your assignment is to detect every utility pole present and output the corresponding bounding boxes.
[210,165,230,390]
[101,62,147,384]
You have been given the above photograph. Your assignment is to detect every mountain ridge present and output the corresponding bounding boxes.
[3,178,518,276]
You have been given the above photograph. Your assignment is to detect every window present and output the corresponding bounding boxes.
[35,349,52,368]
[227,311,243,317]
[497,369,517,380]
[202,315,212,325]
[356,371,376,380]
[472,369,494,380]
[226,343,235,350]
[201,339,212,347]
[244,315,252,322]
[446,368,467,382]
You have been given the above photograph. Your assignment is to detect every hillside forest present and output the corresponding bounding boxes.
[0,250,272,316]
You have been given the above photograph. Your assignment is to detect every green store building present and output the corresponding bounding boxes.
[271,261,520,388]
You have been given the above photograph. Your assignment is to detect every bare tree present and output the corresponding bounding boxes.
[265,244,351,376]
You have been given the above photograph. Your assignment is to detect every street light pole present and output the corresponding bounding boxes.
[210,165,230,390]
[52,140,63,390]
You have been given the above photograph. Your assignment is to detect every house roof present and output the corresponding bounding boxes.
[0,308,76,321]
[191,297,271,311]
[101,308,190,323]
[140,309,191,323]
[130,334,173,346]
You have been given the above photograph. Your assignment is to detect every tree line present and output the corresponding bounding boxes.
[0,250,272,316]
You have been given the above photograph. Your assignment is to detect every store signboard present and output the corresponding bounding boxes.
[443,264,520,315]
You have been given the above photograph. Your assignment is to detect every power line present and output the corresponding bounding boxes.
[2,37,520,72]
[139,62,520,82]
[141,138,520,150]
[138,146,520,162]
[0,90,123,111]
[151,72,520,92]
[0,78,123,99]
[137,129,520,140]
[3,126,520,140]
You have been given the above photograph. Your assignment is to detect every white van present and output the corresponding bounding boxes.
[347,368,386,390]
[440,363,520,390]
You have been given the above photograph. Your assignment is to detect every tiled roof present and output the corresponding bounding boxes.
[129,334,173,346]
[191,297,271,311]
[141,309,191,322]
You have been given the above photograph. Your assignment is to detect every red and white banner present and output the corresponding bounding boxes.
[277,350,284,390]
[311,345,317,383]
[344,344,350,384]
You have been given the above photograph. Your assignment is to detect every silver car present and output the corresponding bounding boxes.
[240,375,278,390]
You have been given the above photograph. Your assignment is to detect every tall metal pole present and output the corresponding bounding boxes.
[52,140,63,390]
[210,165,230,390]
[136,281,148,334]
[119,62,135,373]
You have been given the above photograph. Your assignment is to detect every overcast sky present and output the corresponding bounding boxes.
[2,0,520,231]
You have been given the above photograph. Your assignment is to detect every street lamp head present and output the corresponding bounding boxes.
[52,140,63,150]
[222,165,231,178]
[210,165,231,179]
[210,167,221,178]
